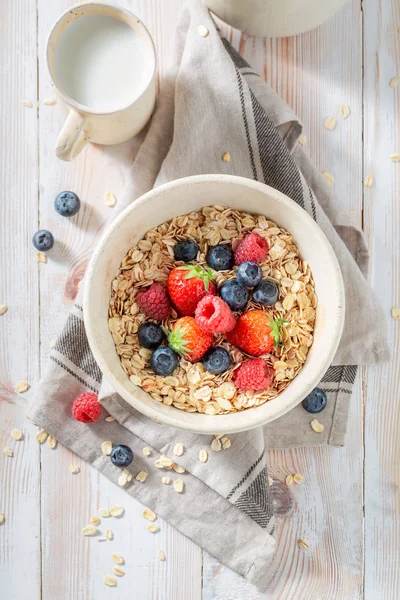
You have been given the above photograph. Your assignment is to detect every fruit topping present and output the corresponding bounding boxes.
[137,283,171,321]
[167,265,216,316]
[173,239,199,262]
[234,232,268,265]
[138,322,164,349]
[219,279,248,311]
[233,358,273,391]
[150,346,179,376]
[206,244,234,271]
[236,261,262,288]
[202,347,232,374]
[164,316,213,362]
[195,295,236,333]
[225,311,286,356]
[253,280,279,306]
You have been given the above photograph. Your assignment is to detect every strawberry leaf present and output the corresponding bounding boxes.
[177,264,213,291]
[163,324,190,358]
[267,317,287,348]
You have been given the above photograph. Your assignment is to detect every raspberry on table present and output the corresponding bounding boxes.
[233,358,273,391]
[234,232,268,265]
[72,392,102,423]
[137,283,171,321]
[195,295,236,333]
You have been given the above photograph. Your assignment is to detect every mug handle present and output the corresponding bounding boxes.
[55,109,88,161]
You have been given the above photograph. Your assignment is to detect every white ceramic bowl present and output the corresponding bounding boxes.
[84,175,344,434]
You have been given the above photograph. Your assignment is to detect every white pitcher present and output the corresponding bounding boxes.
[205,0,349,37]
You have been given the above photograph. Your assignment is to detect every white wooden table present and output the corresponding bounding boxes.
[1,0,399,598]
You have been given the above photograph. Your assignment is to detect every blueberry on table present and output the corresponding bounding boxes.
[150,346,179,376]
[174,239,199,262]
[202,347,232,374]
[32,229,54,251]
[110,444,134,468]
[206,245,234,271]
[54,191,81,217]
[236,261,262,288]
[301,388,327,413]
[219,279,248,311]
[138,322,164,349]
[253,280,279,306]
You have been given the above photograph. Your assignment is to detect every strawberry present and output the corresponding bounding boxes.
[233,358,273,391]
[164,317,213,362]
[167,264,216,316]
[225,311,286,356]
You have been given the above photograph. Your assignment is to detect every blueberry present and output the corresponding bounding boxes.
[301,388,327,413]
[219,279,248,311]
[110,444,134,468]
[253,280,279,306]
[206,245,234,271]
[54,191,81,217]
[150,346,179,376]
[174,239,199,261]
[138,323,164,349]
[202,347,232,374]
[32,229,54,251]
[236,261,262,288]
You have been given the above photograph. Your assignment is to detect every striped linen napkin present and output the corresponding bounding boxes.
[28,0,388,589]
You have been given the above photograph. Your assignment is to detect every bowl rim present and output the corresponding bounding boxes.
[84,174,345,433]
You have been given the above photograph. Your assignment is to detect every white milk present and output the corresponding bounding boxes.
[54,15,153,111]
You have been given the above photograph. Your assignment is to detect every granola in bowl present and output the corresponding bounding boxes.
[108,205,317,415]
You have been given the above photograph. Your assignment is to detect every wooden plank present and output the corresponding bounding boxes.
[0,0,41,598]
[37,1,201,598]
[203,1,364,598]
[363,0,400,598]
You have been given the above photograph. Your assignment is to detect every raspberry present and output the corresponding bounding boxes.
[234,233,268,265]
[72,392,102,423]
[137,283,171,320]
[195,295,236,333]
[233,358,273,391]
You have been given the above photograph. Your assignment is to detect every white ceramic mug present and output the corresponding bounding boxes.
[46,2,156,161]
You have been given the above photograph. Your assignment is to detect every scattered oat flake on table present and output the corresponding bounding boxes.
[268,476,274,486]
[147,523,160,533]
[311,419,324,433]
[49,339,56,348]
[199,449,208,463]
[0,305,8,315]
[105,415,115,422]
[173,443,184,457]
[348,210,357,216]
[159,454,174,467]
[21,100,33,108]
[69,465,80,474]
[35,430,48,443]
[112,567,125,577]
[222,151,231,162]
[110,505,125,517]
[389,153,400,162]
[0,512,4,525]
[221,436,231,450]
[90,515,100,526]
[161,476,171,485]
[135,471,148,482]
[3,447,13,457]
[36,251,47,263]
[324,116,336,130]
[285,475,294,486]
[111,553,124,565]
[142,447,151,456]
[173,479,184,493]
[101,440,112,455]
[294,473,304,484]
[364,174,373,188]
[10,429,23,440]
[98,508,111,517]
[389,77,399,88]
[322,171,334,184]
[297,538,310,550]
[47,435,57,449]
[105,192,117,207]
[340,104,350,119]
[198,25,209,37]
[391,307,400,320]
[103,575,117,587]
[15,381,29,393]
[143,508,156,521]
[211,438,222,452]
[43,97,57,105]
[173,463,185,473]
[298,134,307,146]
[82,524,97,536]
[123,469,133,482]
[105,528,113,540]
[118,472,128,487]
[157,550,166,561]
